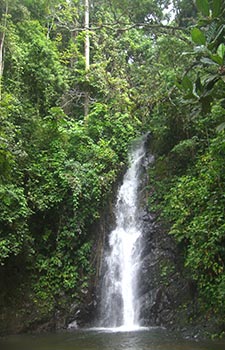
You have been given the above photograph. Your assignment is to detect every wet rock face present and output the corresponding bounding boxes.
[132,149,194,330]
[136,209,192,328]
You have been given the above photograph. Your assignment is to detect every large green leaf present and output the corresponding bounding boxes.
[209,25,225,50]
[216,122,225,132]
[200,57,219,66]
[191,28,206,45]
[210,53,223,65]
[196,0,210,16]
[203,75,219,92]
[212,0,222,17]
[217,43,225,60]
[181,76,193,92]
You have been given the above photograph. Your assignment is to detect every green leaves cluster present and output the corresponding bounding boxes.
[1,0,224,333]
[196,0,222,17]
[178,0,225,115]
[147,0,225,328]
[0,0,142,320]
[163,132,225,315]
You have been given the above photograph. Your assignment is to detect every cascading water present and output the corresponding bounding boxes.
[99,136,147,330]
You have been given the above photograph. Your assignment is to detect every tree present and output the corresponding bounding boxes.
[0,0,8,100]
[84,0,90,117]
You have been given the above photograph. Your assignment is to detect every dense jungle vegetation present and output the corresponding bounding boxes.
[0,0,225,334]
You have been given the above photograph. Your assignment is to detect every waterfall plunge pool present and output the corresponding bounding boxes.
[1,328,225,350]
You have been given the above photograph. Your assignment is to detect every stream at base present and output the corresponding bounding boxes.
[1,328,225,350]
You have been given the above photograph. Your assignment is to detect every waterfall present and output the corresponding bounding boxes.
[99,136,147,330]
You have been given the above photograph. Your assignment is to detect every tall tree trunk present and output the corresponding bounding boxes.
[84,0,90,71]
[84,0,90,118]
[0,0,8,100]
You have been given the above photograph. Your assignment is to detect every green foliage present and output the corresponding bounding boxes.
[191,28,206,45]
[0,0,142,319]
[196,0,210,16]
[146,0,225,331]
[0,185,31,264]
[92,0,168,24]
[1,0,224,334]
[163,133,225,315]
[177,0,225,116]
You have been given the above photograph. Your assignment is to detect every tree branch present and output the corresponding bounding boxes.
[54,18,188,33]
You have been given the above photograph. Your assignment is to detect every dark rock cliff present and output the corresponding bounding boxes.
[137,208,194,328]
[135,150,195,330]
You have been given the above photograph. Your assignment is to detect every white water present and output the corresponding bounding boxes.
[100,137,146,329]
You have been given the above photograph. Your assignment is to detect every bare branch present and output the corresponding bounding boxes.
[53,17,188,33]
